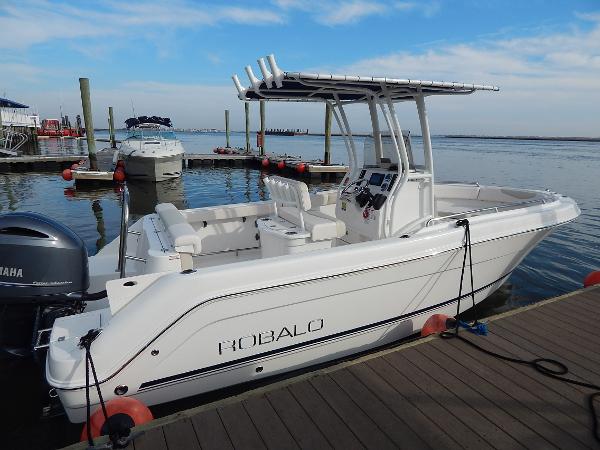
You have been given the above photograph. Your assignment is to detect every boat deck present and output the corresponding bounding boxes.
[65,285,600,449]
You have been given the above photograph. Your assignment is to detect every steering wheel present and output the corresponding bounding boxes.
[341,178,367,196]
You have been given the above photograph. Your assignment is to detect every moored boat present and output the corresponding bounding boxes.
[0,55,580,425]
[119,116,184,182]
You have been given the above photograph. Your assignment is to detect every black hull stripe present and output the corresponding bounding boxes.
[137,271,511,391]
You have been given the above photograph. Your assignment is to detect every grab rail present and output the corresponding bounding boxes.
[426,197,549,227]
[117,186,130,277]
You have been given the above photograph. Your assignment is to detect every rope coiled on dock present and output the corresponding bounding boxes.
[442,219,600,443]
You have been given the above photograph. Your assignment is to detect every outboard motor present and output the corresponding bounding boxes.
[0,212,90,357]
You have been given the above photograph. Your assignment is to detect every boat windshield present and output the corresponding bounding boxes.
[127,128,176,140]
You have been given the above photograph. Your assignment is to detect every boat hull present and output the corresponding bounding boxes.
[123,154,183,182]
[50,226,550,422]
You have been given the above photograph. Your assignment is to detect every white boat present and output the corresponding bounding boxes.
[119,116,184,182]
[39,55,578,423]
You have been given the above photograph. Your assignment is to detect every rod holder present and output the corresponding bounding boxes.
[232,75,247,99]
[258,58,273,88]
[267,54,284,88]
[245,66,262,91]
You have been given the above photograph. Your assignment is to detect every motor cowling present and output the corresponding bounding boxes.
[0,212,89,302]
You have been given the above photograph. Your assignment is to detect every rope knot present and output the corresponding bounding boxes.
[79,328,102,349]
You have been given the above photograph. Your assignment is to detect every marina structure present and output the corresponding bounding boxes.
[0,97,39,155]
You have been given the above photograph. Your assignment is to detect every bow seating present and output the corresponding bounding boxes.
[155,203,202,269]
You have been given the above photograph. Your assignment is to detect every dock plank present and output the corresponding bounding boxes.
[367,357,489,449]
[266,387,332,450]
[242,395,299,450]
[190,409,234,450]
[217,402,266,450]
[421,341,557,449]
[436,337,594,449]
[385,349,520,450]
[309,374,397,449]
[349,362,461,449]
[161,418,200,450]
[404,345,534,449]
[329,368,430,449]
[133,426,168,450]
[288,380,364,449]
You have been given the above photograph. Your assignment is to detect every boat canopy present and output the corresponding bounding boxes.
[233,55,499,237]
[0,97,29,109]
[125,116,172,129]
[233,56,498,104]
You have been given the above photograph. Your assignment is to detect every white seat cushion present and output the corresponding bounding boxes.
[155,203,202,254]
[309,190,338,209]
[278,207,346,241]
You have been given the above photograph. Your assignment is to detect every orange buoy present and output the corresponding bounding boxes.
[62,168,73,181]
[277,161,285,170]
[296,163,306,173]
[113,168,126,182]
[70,163,79,170]
[261,158,270,167]
[584,271,600,288]
[421,314,455,337]
[80,397,153,442]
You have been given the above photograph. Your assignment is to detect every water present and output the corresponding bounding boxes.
[2,133,599,448]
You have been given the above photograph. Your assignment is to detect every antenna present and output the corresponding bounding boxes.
[131,99,136,117]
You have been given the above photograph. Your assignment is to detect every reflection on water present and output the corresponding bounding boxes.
[128,179,187,216]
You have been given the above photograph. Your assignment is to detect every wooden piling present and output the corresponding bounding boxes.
[79,78,98,170]
[259,100,266,156]
[108,106,116,149]
[225,109,230,148]
[324,104,332,165]
[245,102,250,152]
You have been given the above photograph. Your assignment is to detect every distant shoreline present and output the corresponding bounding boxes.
[442,134,600,143]
[93,129,600,142]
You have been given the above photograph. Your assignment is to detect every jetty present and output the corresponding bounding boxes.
[65,286,600,449]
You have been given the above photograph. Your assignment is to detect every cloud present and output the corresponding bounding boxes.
[337,13,600,136]
[318,1,385,25]
[0,1,285,50]
[273,0,440,24]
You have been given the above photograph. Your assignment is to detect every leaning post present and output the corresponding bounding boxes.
[108,106,116,149]
[225,109,230,148]
[79,78,98,170]
[324,103,332,165]
[259,100,266,156]
[245,102,250,152]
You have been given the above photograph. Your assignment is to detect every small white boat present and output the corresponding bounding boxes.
[3,55,578,423]
[119,116,184,182]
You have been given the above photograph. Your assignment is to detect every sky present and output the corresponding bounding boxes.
[1,0,599,136]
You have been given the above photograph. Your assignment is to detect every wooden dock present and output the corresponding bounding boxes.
[64,286,600,449]
[184,154,347,181]
[0,155,85,172]
[1,153,347,182]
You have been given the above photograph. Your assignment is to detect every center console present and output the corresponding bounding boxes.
[336,168,399,241]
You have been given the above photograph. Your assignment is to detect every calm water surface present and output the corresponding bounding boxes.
[1,133,598,448]
[13,132,599,309]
